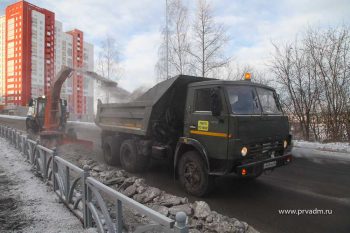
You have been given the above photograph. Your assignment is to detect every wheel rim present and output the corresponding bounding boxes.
[184,162,201,188]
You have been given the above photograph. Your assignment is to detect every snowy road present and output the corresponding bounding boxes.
[0,137,95,233]
[0,116,350,233]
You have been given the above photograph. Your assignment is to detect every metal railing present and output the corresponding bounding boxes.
[0,125,188,233]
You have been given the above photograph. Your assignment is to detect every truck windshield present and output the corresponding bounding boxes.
[227,86,282,115]
[227,86,260,114]
[256,87,282,114]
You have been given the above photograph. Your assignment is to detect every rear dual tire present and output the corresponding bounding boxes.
[103,136,121,166]
[103,136,149,173]
[120,139,149,173]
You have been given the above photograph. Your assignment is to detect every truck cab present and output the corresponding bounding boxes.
[175,79,292,196]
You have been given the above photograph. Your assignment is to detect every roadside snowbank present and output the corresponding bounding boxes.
[292,140,350,163]
[293,140,350,154]
[0,114,26,120]
[0,137,96,233]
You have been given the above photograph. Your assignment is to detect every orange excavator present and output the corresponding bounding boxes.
[26,66,96,148]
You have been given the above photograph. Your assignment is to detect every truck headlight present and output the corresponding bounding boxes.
[283,140,288,149]
[241,147,248,156]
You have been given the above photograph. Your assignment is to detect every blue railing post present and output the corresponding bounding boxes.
[43,149,47,180]
[52,147,58,193]
[175,212,188,233]
[82,165,92,228]
[116,199,123,233]
[65,166,70,200]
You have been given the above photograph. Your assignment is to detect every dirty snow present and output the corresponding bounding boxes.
[293,140,350,154]
[0,114,26,120]
[0,137,96,233]
[292,140,350,164]
[67,121,96,126]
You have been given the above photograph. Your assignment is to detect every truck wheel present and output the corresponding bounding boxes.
[178,151,214,197]
[103,136,121,166]
[120,139,148,173]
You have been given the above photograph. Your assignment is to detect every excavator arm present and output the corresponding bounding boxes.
[39,66,116,148]
[43,66,73,131]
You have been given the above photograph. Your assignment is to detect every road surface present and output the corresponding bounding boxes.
[1,116,349,233]
[141,150,350,233]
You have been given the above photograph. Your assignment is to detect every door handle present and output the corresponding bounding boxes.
[189,125,196,129]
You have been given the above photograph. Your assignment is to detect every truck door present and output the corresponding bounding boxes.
[185,86,229,169]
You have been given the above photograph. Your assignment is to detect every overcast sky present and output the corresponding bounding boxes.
[0,0,349,91]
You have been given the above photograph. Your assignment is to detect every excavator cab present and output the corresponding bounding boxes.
[26,97,46,134]
[26,96,68,135]
[36,96,46,129]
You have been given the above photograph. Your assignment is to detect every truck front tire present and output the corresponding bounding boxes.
[103,136,121,166]
[120,139,149,173]
[178,151,214,197]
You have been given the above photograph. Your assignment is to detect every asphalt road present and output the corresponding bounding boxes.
[140,151,350,233]
[1,116,349,233]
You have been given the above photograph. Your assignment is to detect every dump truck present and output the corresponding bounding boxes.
[95,74,293,196]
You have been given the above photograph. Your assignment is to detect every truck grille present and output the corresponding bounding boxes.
[248,141,284,157]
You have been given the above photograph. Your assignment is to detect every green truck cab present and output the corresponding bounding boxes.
[96,75,292,196]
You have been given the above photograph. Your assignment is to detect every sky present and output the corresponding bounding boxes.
[0,0,349,91]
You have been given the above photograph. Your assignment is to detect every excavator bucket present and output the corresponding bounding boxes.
[62,136,93,148]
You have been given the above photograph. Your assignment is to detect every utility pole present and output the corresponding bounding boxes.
[165,0,169,80]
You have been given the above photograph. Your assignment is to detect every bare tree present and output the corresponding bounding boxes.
[270,41,320,141]
[156,0,191,81]
[270,25,350,142]
[189,0,230,77]
[168,0,191,75]
[155,40,168,82]
[97,35,121,103]
[97,35,120,81]
[219,62,270,85]
[305,26,350,141]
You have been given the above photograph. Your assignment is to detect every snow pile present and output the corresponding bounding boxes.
[0,137,96,233]
[0,114,26,120]
[293,140,350,154]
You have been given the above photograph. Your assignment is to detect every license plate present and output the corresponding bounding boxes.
[263,161,277,169]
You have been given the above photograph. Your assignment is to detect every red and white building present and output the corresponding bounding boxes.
[0,0,94,119]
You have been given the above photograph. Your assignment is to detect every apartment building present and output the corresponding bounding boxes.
[55,25,94,120]
[0,1,94,119]
[0,16,5,105]
[5,1,55,106]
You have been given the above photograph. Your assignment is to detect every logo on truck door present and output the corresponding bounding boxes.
[198,120,209,131]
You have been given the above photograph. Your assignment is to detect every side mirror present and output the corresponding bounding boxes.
[210,88,222,117]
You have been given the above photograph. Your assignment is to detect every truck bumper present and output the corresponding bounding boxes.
[236,154,292,177]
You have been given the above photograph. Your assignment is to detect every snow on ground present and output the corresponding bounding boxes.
[292,140,350,164]
[67,121,95,126]
[0,114,26,120]
[0,137,96,233]
[293,140,350,154]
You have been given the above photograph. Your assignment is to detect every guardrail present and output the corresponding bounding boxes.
[0,125,188,233]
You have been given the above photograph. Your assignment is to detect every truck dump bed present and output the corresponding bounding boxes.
[95,75,205,138]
